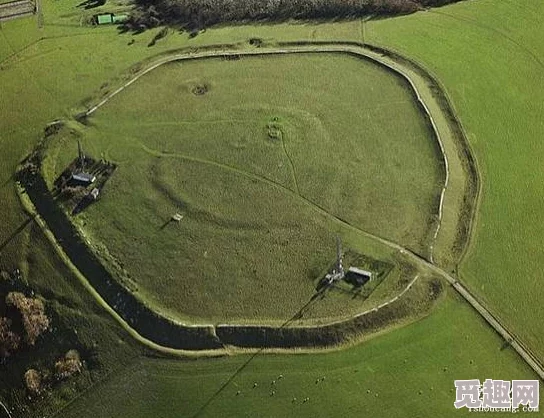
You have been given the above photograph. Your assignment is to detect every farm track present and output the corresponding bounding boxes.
[22,43,544,380]
[278,133,300,195]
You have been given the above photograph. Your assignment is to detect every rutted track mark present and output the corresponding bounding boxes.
[428,9,544,71]
[278,130,301,195]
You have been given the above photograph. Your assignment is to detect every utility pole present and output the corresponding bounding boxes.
[336,236,344,276]
[77,140,85,171]
[36,0,44,29]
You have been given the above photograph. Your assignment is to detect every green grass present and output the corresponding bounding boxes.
[42,52,443,323]
[366,0,544,362]
[0,221,142,418]
[0,0,541,416]
[59,290,540,418]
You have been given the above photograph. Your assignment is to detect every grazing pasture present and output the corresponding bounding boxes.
[367,0,544,362]
[43,52,443,323]
[59,291,539,418]
[0,0,541,416]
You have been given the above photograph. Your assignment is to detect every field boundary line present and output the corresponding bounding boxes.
[356,40,527,370]
[357,39,483,279]
[427,9,544,71]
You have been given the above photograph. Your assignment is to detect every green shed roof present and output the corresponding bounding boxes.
[97,14,113,25]
[112,14,129,23]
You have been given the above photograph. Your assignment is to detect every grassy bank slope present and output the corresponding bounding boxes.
[61,290,538,418]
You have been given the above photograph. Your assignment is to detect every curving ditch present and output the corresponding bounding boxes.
[17,43,478,353]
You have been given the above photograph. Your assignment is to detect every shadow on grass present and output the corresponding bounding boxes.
[159,219,172,230]
[77,0,106,10]
[0,217,33,253]
[71,195,96,216]
[191,288,326,417]
[0,175,14,189]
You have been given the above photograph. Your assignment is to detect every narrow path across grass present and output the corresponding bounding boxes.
[139,144,418,251]
[278,133,300,195]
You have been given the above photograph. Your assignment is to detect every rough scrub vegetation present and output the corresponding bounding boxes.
[0,292,50,363]
[127,0,465,30]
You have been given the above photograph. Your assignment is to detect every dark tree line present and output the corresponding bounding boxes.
[126,0,463,31]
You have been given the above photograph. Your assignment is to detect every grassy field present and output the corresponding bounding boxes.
[366,0,544,362]
[0,0,541,416]
[0,216,143,418]
[42,52,443,323]
[59,290,540,418]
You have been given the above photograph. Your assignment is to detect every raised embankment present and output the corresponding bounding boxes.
[19,42,474,354]
[21,164,441,351]
[20,170,222,350]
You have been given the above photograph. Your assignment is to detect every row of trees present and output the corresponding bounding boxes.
[127,0,462,30]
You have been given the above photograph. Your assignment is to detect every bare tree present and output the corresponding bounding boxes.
[6,292,50,346]
[24,369,42,395]
[55,350,83,380]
